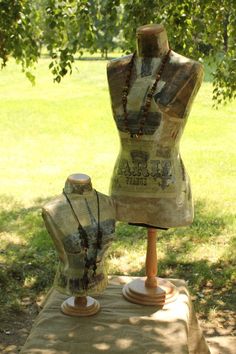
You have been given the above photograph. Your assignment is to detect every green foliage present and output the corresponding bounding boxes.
[89,0,122,58]
[121,0,236,104]
[44,1,95,82]
[212,53,236,106]
[0,0,236,101]
[0,0,40,71]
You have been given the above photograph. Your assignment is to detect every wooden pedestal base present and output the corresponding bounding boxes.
[122,277,179,306]
[61,296,100,317]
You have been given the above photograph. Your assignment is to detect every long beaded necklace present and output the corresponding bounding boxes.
[62,189,102,290]
[122,48,171,139]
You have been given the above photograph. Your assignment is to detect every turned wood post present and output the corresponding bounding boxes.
[145,228,158,288]
[74,296,87,307]
[122,227,178,305]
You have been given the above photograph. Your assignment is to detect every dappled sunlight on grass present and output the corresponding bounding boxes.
[0,195,57,318]
[106,198,235,326]
[1,192,234,326]
[108,250,146,275]
[109,199,235,269]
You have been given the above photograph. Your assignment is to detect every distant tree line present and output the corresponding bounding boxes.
[0,0,235,104]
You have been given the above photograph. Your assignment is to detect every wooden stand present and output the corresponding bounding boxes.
[123,228,178,306]
[61,295,100,317]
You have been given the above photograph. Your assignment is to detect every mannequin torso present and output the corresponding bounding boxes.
[42,174,116,296]
[107,25,204,228]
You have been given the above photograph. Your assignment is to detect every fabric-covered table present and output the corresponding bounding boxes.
[20,277,210,354]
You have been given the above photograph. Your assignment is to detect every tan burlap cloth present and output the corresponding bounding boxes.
[20,277,210,354]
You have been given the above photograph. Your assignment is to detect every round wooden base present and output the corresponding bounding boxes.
[122,277,178,306]
[61,296,100,317]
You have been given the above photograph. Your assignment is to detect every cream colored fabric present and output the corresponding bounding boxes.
[20,277,210,354]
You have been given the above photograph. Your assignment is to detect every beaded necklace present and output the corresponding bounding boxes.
[62,189,102,290]
[122,48,171,138]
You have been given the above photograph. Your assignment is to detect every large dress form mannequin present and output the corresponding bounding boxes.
[42,174,115,316]
[107,24,203,305]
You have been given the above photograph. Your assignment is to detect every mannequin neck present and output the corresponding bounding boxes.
[64,182,93,195]
[64,173,93,195]
[136,24,169,58]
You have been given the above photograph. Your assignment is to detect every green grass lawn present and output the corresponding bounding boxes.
[0,57,235,339]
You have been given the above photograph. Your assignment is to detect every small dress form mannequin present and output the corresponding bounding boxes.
[42,173,116,316]
[107,24,204,305]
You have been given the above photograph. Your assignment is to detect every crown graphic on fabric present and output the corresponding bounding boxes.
[131,150,149,162]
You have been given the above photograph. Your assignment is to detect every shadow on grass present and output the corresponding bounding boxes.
[113,199,236,335]
[0,194,57,318]
[0,195,235,335]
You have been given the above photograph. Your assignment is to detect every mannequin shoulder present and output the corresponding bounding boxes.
[169,51,204,79]
[42,195,67,215]
[107,54,133,76]
[157,51,204,118]
[107,54,133,96]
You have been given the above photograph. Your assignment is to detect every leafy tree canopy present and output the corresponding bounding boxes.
[0,0,235,104]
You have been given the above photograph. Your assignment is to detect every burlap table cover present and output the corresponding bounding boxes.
[20,277,210,354]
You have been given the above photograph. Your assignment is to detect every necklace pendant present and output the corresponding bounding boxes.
[130,132,142,139]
